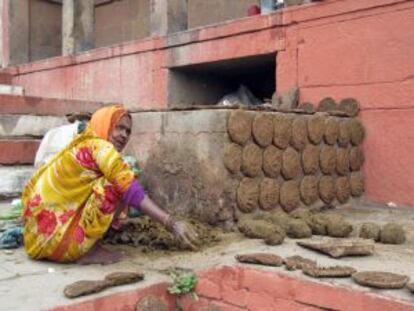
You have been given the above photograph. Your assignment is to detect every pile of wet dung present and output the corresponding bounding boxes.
[359,222,381,241]
[104,216,221,251]
[238,209,355,244]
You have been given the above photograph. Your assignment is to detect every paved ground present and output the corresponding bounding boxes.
[0,200,414,311]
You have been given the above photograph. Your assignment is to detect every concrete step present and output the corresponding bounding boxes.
[0,165,34,198]
[0,94,105,116]
[0,85,24,96]
[0,139,41,165]
[0,114,68,138]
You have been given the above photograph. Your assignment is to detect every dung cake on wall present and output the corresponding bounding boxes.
[225,98,365,216]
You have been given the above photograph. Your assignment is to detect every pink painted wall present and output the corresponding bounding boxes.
[3,0,414,206]
[277,0,414,206]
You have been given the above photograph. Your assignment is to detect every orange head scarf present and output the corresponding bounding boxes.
[89,105,127,140]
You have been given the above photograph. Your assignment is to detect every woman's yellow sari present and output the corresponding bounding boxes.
[22,108,135,262]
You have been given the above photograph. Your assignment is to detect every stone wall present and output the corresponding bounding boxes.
[95,0,150,48]
[128,110,234,228]
[30,0,62,61]
[128,108,364,228]
[188,0,259,29]
[97,0,260,46]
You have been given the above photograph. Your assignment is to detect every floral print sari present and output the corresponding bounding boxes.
[22,126,135,262]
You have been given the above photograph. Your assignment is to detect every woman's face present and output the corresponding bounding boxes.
[109,115,132,152]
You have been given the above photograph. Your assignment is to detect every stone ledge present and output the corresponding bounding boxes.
[0,165,34,198]
[0,139,41,165]
[0,115,68,137]
[0,94,105,116]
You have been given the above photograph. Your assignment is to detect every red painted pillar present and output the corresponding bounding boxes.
[276,25,299,96]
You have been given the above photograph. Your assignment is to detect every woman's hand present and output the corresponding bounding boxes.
[137,196,199,250]
[171,220,199,251]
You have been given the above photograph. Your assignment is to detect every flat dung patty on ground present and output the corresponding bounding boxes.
[303,265,356,278]
[104,272,145,286]
[236,253,284,266]
[64,280,110,298]
[297,238,375,258]
[284,255,317,271]
[352,271,409,289]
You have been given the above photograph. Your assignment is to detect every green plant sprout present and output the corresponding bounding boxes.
[167,270,198,311]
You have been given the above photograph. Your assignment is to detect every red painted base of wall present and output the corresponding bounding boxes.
[51,266,414,311]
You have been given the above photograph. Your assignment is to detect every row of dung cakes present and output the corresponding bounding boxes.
[223,109,366,213]
[226,110,365,149]
[224,144,364,179]
[235,173,364,213]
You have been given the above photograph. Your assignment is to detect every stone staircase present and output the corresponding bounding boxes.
[0,73,106,199]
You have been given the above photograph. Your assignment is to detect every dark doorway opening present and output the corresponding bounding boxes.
[168,53,276,107]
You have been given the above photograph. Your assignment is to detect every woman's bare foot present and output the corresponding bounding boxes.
[76,243,122,265]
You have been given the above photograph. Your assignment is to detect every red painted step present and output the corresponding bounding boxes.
[0,73,12,84]
[0,139,41,165]
[0,94,106,116]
